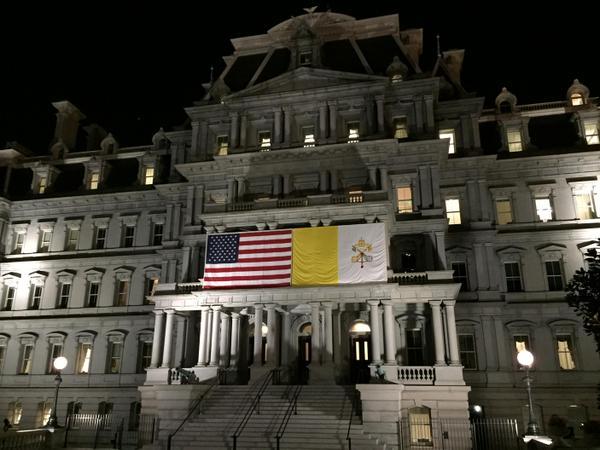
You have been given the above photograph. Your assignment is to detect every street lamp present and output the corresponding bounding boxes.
[45,356,68,428]
[516,350,553,447]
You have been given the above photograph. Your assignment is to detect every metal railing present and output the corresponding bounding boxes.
[346,389,362,450]
[0,429,51,450]
[64,413,124,449]
[231,369,276,450]
[166,378,219,450]
[275,384,302,450]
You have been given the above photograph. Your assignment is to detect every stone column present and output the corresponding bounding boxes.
[281,311,291,366]
[330,170,338,192]
[174,314,188,367]
[367,300,382,364]
[283,174,291,196]
[319,170,329,193]
[274,108,282,145]
[319,102,328,140]
[150,310,164,368]
[240,114,247,148]
[283,107,291,146]
[382,301,397,365]
[161,310,176,368]
[328,102,337,142]
[266,304,278,366]
[196,307,209,366]
[209,306,222,366]
[272,175,282,197]
[375,96,385,134]
[379,167,389,192]
[368,167,378,190]
[236,178,246,200]
[219,313,231,367]
[230,112,239,148]
[430,301,446,366]
[310,302,321,365]
[227,179,236,203]
[229,313,240,367]
[323,302,334,364]
[253,304,263,367]
[444,300,461,365]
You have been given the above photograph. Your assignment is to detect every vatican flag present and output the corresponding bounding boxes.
[291,223,387,286]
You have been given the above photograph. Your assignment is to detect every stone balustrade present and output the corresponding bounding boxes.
[398,366,436,384]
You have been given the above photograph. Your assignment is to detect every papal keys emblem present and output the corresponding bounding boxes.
[351,238,373,268]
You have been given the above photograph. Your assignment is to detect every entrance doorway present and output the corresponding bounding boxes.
[349,320,371,383]
[297,322,312,384]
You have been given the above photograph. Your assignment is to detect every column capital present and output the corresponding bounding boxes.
[443,300,456,307]
[367,299,380,306]
[211,305,223,311]
[199,305,210,311]
[230,312,240,319]
[153,309,165,316]
[380,300,394,306]
[254,303,264,311]
[322,301,335,310]
[164,309,176,315]
[265,303,278,310]
[429,300,442,308]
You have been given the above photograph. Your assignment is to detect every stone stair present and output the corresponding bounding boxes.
[167,383,385,449]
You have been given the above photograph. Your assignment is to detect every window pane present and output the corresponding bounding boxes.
[216,135,229,155]
[496,199,513,225]
[452,262,469,291]
[504,262,522,292]
[584,121,599,145]
[347,122,360,143]
[459,334,477,370]
[574,192,596,220]
[545,260,564,291]
[258,131,271,151]
[535,198,553,222]
[557,335,576,370]
[507,130,522,152]
[394,117,408,139]
[303,126,315,147]
[439,129,455,154]
[144,167,155,185]
[445,198,461,224]
[396,186,413,213]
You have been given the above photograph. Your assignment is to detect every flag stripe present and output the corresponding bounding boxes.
[239,230,291,238]
[239,238,292,246]
[239,247,290,254]
[204,265,291,273]
[204,273,291,281]
[237,256,292,263]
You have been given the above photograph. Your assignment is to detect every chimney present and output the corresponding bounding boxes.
[442,49,465,84]
[51,101,86,150]
[83,124,108,151]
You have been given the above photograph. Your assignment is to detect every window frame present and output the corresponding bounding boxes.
[258,130,272,151]
[2,285,16,311]
[13,232,25,254]
[57,282,71,309]
[94,226,107,249]
[216,135,229,156]
[123,225,136,248]
[76,341,93,374]
[445,197,462,225]
[106,334,125,374]
[393,116,408,139]
[143,166,155,185]
[495,197,514,225]
[556,334,576,370]
[19,342,35,375]
[302,125,316,148]
[347,121,360,143]
[439,128,456,154]
[39,229,53,252]
[503,261,523,292]
[396,185,413,214]
[65,227,80,251]
[583,119,599,145]
[506,128,523,152]
[152,222,164,246]
[29,284,44,310]
[458,333,478,370]
[451,261,469,292]
[535,197,554,222]
[89,171,100,190]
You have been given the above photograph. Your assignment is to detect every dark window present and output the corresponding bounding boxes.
[152,223,163,246]
[406,329,424,365]
[87,282,100,307]
[3,287,15,310]
[57,283,71,309]
[504,262,522,292]
[94,227,107,249]
[545,261,564,291]
[458,334,477,370]
[123,226,135,247]
[452,262,469,291]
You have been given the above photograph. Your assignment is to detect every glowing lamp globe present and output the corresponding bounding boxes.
[53,356,68,371]
[517,350,534,367]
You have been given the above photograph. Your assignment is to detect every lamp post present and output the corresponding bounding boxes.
[516,350,552,447]
[45,356,68,428]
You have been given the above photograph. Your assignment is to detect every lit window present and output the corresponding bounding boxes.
[19,343,34,374]
[584,120,599,145]
[396,186,413,213]
[89,172,100,190]
[216,135,229,156]
[38,401,52,427]
[152,223,163,246]
[439,129,456,154]
[408,407,432,445]
[302,126,315,147]
[574,191,596,219]
[145,278,157,303]
[38,176,47,194]
[8,402,22,425]
[513,335,530,367]
[504,262,522,292]
[458,334,477,370]
[57,283,71,309]
[445,198,461,225]
[115,280,129,306]
[65,228,79,251]
[348,190,363,203]
[258,131,271,151]
[76,342,93,374]
[347,122,360,143]
[452,262,469,291]
[535,197,553,222]
[137,340,153,373]
[299,51,312,66]
[13,233,25,254]
[406,329,424,365]
[47,343,63,374]
[571,93,584,106]
[107,340,124,373]
[87,282,100,307]
[507,129,523,152]
[123,225,135,248]
[144,166,155,185]
[30,285,43,310]
[545,260,564,291]
[496,198,513,225]
[394,117,408,139]
[556,335,576,370]
[94,226,107,249]
[2,286,15,311]
[39,230,52,252]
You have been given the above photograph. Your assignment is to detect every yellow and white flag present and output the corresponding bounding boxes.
[291,223,387,286]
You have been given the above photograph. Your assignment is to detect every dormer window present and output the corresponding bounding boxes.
[216,135,229,156]
[299,51,312,66]
[394,117,408,139]
[144,166,155,185]
[89,172,100,190]
[302,126,315,147]
[507,129,523,152]
[584,120,599,145]
[439,129,456,154]
[258,131,271,151]
[571,93,584,106]
[347,122,360,143]
[38,176,47,194]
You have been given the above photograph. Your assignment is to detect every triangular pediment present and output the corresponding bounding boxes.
[225,67,386,99]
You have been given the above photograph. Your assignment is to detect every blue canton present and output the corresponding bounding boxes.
[206,234,240,264]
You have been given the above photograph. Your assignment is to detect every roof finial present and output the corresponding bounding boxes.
[303,6,318,14]
[436,34,441,58]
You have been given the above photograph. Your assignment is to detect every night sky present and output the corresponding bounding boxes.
[1,1,598,154]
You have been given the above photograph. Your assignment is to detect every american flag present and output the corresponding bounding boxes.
[202,229,292,289]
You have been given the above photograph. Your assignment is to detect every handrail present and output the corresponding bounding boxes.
[166,377,219,450]
[275,384,302,450]
[346,389,361,450]
[231,369,276,450]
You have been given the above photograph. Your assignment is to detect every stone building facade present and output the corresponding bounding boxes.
[0,10,599,438]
